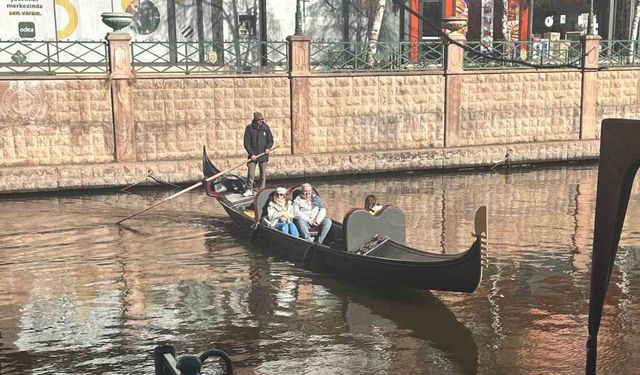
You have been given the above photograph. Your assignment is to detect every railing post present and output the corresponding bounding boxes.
[46,41,53,75]
[579,34,601,140]
[184,42,190,74]
[287,35,311,154]
[106,32,137,162]
[443,26,466,148]
[154,344,176,375]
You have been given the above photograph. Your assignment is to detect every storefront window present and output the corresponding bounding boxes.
[532,0,592,39]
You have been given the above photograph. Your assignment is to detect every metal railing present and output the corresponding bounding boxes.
[310,41,444,72]
[599,40,640,67]
[0,40,108,75]
[131,41,288,74]
[5,38,640,76]
[463,40,583,69]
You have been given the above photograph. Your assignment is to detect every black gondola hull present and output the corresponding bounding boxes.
[219,200,483,293]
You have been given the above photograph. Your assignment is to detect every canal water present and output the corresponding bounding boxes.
[1,164,639,374]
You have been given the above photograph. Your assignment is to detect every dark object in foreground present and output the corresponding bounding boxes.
[154,344,233,375]
[587,119,640,375]
[203,150,488,293]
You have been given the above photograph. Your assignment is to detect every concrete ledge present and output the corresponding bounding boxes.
[0,139,600,194]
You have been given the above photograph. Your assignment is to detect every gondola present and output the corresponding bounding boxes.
[202,149,488,293]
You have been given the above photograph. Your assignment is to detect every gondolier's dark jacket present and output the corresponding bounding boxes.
[243,122,274,163]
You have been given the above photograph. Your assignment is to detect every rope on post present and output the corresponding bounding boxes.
[121,170,179,191]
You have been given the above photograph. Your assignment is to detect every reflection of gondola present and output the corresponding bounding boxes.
[203,150,488,293]
[319,276,478,374]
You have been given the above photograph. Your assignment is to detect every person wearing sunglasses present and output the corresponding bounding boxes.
[243,111,274,196]
[265,187,299,237]
[293,183,332,244]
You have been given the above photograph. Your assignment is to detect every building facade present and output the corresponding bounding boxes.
[1,1,636,45]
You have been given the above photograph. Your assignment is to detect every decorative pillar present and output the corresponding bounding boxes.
[102,12,136,162]
[287,35,311,154]
[580,35,601,140]
[107,32,137,162]
[519,2,530,57]
[410,0,419,61]
[443,18,467,147]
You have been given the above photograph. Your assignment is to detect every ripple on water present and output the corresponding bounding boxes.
[1,166,640,374]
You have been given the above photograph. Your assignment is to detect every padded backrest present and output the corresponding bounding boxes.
[343,206,406,253]
[253,187,277,223]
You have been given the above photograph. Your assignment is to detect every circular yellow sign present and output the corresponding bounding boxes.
[121,0,136,12]
[55,0,78,40]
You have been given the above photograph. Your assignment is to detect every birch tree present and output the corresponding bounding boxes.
[502,0,509,42]
[365,0,386,66]
[631,4,640,63]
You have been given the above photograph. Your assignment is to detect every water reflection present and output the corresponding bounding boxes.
[0,164,639,374]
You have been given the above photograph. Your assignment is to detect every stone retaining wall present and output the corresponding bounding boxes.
[459,71,582,146]
[0,35,636,194]
[595,69,640,136]
[0,79,113,168]
[131,76,291,161]
[308,74,445,153]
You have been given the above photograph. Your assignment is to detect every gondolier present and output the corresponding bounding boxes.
[243,111,274,195]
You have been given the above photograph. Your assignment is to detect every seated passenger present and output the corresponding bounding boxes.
[364,194,383,215]
[293,183,332,244]
[266,187,299,237]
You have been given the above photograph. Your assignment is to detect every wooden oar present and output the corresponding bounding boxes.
[116,147,278,224]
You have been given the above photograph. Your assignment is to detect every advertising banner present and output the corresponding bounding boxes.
[0,0,56,40]
[120,0,168,41]
[0,0,173,41]
[55,0,112,40]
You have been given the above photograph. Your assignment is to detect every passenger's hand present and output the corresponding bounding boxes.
[251,155,257,161]
[265,148,270,154]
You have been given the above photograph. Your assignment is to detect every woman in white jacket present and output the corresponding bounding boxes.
[266,187,299,237]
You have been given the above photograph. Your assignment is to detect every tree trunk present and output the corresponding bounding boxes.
[366,0,386,66]
[630,4,640,63]
[502,0,509,42]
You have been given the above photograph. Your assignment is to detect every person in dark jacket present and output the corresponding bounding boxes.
[243,111,274,193]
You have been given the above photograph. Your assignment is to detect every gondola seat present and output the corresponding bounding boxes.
[343,206,406,253]
[253,187,277,223]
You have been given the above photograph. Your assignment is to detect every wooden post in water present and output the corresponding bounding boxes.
[586,119,640,374]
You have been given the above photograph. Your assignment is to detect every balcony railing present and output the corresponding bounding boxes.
[463,40,583,70]
[131,41,288,74]
[599,40,640,67]
[310,41,444,72]
[0,40,108,75]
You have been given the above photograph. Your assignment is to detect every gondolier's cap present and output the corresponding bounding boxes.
[276,187,287,195]
[253,112,265,120]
